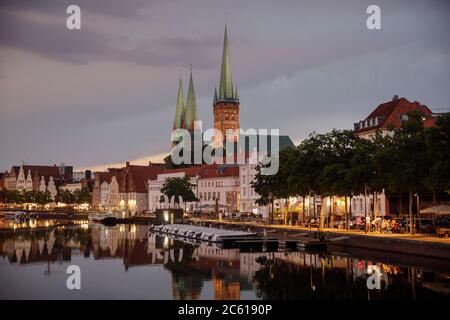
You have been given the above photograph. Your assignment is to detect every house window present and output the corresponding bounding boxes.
[400,114,409,122]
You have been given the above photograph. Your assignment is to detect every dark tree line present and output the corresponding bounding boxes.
[252,111,450,233]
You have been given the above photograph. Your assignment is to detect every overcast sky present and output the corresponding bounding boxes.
[1,0,449,172]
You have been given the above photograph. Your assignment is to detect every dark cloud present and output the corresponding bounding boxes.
[0,0,164,20]
[0,0,449,170]
[0,10,218,68]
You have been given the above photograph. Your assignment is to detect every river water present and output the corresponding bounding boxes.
[0,220,449,300]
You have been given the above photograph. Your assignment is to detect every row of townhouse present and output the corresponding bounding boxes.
[92,162,166,215]
[0,164,74,200]
[95,161,250,215]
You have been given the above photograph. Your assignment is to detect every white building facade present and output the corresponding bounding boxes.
[147,172,199,212]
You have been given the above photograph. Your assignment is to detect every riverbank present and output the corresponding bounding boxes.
[192,218,450,260]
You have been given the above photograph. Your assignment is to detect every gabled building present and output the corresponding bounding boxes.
[93,162,165,215]
[354,96,436,139]
[2,164,72,200]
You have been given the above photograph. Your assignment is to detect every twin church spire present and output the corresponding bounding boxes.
[173,68,198,131]
[173,24,238,134]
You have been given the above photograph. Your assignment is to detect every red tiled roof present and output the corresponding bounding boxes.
[200,164,239,179]
[22,165,61,179]
[365,99,401,120]
[96,171,114,184]
[355,97,434,133]
[125,165,166,193]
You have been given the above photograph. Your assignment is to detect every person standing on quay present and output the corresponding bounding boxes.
[366,215,371,233]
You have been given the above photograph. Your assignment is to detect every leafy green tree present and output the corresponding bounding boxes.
[383,111,430,233]
[35,191,52,208]
[252,161,278,224]
[160,177,199,209]
[56,189,76,204]
[424,113,450,194]
[74,187,92,204]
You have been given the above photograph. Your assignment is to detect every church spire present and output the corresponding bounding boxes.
[185,68,198,130]
[234,84,239,101]
[214,86,218,102]
[173,75,185,130]
[218,24,234,101]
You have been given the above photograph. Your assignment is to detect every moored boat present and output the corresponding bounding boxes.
[88,211,119,223]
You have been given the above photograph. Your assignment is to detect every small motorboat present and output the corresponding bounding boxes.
[88,211,119,224]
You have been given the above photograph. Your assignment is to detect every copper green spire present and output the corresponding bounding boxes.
[234,84,239,100]
[218,24,234,101]
[214,86,218,102]
[185,69,198,130]
[173,76,185,130]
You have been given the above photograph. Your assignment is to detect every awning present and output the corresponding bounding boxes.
[421,204,450,215]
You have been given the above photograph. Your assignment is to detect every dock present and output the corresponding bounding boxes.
[149,223,330,252]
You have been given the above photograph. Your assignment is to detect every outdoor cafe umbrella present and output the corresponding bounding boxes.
[421,204,450,216]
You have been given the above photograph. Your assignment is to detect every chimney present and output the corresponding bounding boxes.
[126,161,130,167]
[393,95,399,101]
[148,161,152,166]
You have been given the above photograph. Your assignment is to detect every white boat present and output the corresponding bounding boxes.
[150,224,257,243]
[88,211,119,222]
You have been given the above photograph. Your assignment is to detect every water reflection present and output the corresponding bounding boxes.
[0,221,449,300]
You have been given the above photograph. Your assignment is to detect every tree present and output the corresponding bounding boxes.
[160,177,199,209]
[56,189,76,204]
[383,111,430,234]
[424,113,450,194]
[74,187,92,204]
[252,147,297,225]
[35,191,52,208]
[252,161,278,224]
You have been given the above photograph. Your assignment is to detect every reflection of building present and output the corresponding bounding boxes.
[214,278,240,300]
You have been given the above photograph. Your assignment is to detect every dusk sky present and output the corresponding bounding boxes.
[1,0,449,172]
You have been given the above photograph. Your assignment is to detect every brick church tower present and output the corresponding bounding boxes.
[213,25,239,147]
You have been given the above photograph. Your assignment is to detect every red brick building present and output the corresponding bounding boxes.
[93,162,165,214]
[213,25,240,146]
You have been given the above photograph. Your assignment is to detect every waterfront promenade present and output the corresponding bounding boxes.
[192,218,450,244]
[191,218,450,260]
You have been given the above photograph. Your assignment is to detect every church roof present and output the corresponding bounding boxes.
[184,70,198,130]
[173,76,185,130]
[218,25,238,102]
